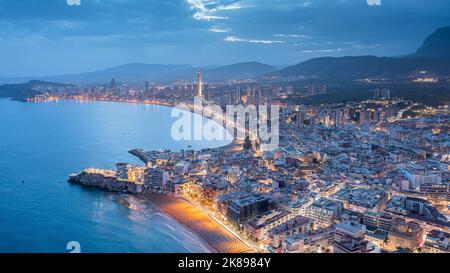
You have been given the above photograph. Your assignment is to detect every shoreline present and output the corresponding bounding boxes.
[31,97,239,151]
[48,97,174,108]
[141,192,253,253]
[49,98,248,252]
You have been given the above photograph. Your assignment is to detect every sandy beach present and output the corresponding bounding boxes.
[142,193,253,253]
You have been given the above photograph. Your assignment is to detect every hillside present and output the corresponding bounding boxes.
[0,80,70,101]
[412,26,450,59]
[270,26,450,80]
[0,62,275,85]
[270,56,450,80]
[203,62,276,82]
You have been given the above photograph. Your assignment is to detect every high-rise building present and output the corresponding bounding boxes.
[197,72,203,97]
[332,110,345,127]
[296,111,305,125]
[110,78,116,92]
[227,195,274,226]
[145,168,167,189]
[307,84,314,96]
[359,109,371,125]
[374,88,391,99]
[116,163,146,184]
[318,84,327,95]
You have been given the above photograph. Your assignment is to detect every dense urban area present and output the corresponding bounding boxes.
[26,71,447,254]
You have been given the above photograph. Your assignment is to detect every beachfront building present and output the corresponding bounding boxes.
[226,194,274,228]
[116,163,146,184]
[244,210,293,242]
[144,168,169,191]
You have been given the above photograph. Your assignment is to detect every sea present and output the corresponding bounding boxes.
[0,98,230,253]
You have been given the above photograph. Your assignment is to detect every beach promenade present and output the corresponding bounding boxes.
[143,193,253,253]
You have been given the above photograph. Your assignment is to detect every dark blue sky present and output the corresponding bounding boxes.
[0,0,448,77]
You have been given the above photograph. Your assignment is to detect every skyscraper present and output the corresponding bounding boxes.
[197,72,203,97]
[110,78,116,91]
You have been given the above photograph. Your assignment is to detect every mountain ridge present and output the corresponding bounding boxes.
[269,26,450,80]
[269,55,450,80]
[0,62,275,85]
[412,26,450,59]
[0,80,72,101]
[1,26,449,84]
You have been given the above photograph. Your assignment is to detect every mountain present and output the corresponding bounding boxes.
[270,26,450,80]
[155,62,276,83]
[0,80,70,100]
[270,55,450,80]
[412,26,450,59]
[0,62,276,85]
[203,62,276,82]
[40,63,192,84]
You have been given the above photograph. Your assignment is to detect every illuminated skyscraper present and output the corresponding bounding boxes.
[197,72,203,97]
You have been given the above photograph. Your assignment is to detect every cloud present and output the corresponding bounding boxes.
[300,42,384,54]
[224,36,285,44]
[267,0,312,10]
[0,0,448,77]
[66,0,81,6]
[302,48,343,53]
[186,0,247,21]
[209,27,229,33]
[274,34,310,38]
[367,0,381,6]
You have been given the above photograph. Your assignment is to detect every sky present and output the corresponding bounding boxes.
[0,0,449,77]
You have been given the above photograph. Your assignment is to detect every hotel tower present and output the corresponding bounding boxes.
[197,72,203,97]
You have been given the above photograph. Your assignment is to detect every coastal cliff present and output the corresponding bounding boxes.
[68,169,142,194]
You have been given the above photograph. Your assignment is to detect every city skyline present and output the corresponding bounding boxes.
[0,0,449,77]
[0,0,449,259]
